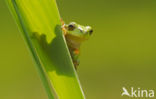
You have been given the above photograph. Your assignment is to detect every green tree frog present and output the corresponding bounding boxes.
[61,21,93,69]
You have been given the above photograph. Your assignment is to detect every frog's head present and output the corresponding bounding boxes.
[64,22,93,40]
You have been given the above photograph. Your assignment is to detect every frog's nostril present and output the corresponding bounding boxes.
[89,29,93,35]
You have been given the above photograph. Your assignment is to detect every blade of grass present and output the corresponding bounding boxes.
[6,0,85,99]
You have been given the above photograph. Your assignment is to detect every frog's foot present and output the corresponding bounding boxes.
[60,19,67,36]
[73,58,80,70]
[73,61,79,70]
[60,18,65,26]
[62,27,67,35]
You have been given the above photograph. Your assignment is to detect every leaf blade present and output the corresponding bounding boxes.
[6,0,85,99]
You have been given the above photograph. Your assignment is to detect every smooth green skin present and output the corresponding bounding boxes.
[6,0,85,99]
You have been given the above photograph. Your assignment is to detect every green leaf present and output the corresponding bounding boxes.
[6,0,85,99]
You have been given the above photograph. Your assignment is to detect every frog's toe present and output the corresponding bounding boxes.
[73,60,80,70]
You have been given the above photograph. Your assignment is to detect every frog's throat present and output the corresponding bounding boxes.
[65,34,83,50]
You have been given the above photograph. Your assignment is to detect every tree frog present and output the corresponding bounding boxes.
[61,21,93,70]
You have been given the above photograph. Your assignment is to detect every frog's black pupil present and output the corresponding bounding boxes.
[69,25,73,28]
[68,24,75,31]
[89,29,93,35]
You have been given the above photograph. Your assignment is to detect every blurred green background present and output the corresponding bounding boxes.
[1,0,156,99]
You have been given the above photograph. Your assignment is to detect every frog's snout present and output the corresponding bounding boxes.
[86,26,93,35]
[89,29,93,35]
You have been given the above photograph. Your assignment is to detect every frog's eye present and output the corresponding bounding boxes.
[68,24,76,31]
[89,29,93,35]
